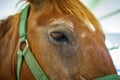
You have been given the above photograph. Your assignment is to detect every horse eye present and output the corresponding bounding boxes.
[50,32,69,42]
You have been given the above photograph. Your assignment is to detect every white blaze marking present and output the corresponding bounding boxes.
[89,23,96,32]
[85,20,96,32]
[81,32,86,38]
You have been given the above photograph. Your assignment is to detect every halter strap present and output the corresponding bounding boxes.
[17,5,49,80]
[94,74,120,80]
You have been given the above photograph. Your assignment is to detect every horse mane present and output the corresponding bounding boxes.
[53,0,104,34]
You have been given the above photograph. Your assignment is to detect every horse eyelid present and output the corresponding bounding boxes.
[50,32,69,42]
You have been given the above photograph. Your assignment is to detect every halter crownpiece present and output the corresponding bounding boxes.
[17,5,120,80]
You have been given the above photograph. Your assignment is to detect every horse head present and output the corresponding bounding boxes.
[0,0,117,80]
[23,0,117,79]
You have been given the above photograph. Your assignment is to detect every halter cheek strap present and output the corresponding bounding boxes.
[17,5,49,80]
[94,74,120,80]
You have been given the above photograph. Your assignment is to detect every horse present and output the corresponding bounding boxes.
[0,0,118,80]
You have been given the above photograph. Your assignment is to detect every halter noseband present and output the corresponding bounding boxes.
[17,5,120,80]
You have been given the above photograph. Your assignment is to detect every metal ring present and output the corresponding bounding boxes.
[19,39,29,51]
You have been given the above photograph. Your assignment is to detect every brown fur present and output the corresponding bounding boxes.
[0,0,117,80]
[0,16,12,39]
[0,14,21,79]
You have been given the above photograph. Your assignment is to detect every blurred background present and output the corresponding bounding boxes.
[0,0,120,74]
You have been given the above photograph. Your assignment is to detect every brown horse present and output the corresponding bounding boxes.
[0,0,117,80]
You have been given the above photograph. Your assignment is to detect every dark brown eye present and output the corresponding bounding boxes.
[50,32,68,42]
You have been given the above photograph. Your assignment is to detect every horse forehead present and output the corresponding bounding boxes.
[47,18,96,33]
[49,18,74,31]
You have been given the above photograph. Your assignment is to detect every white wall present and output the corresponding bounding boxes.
[0,0,26,19]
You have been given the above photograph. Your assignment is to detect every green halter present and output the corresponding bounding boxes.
[17,5,120,80]
[17,5,49,80]
[95,74,120,80]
